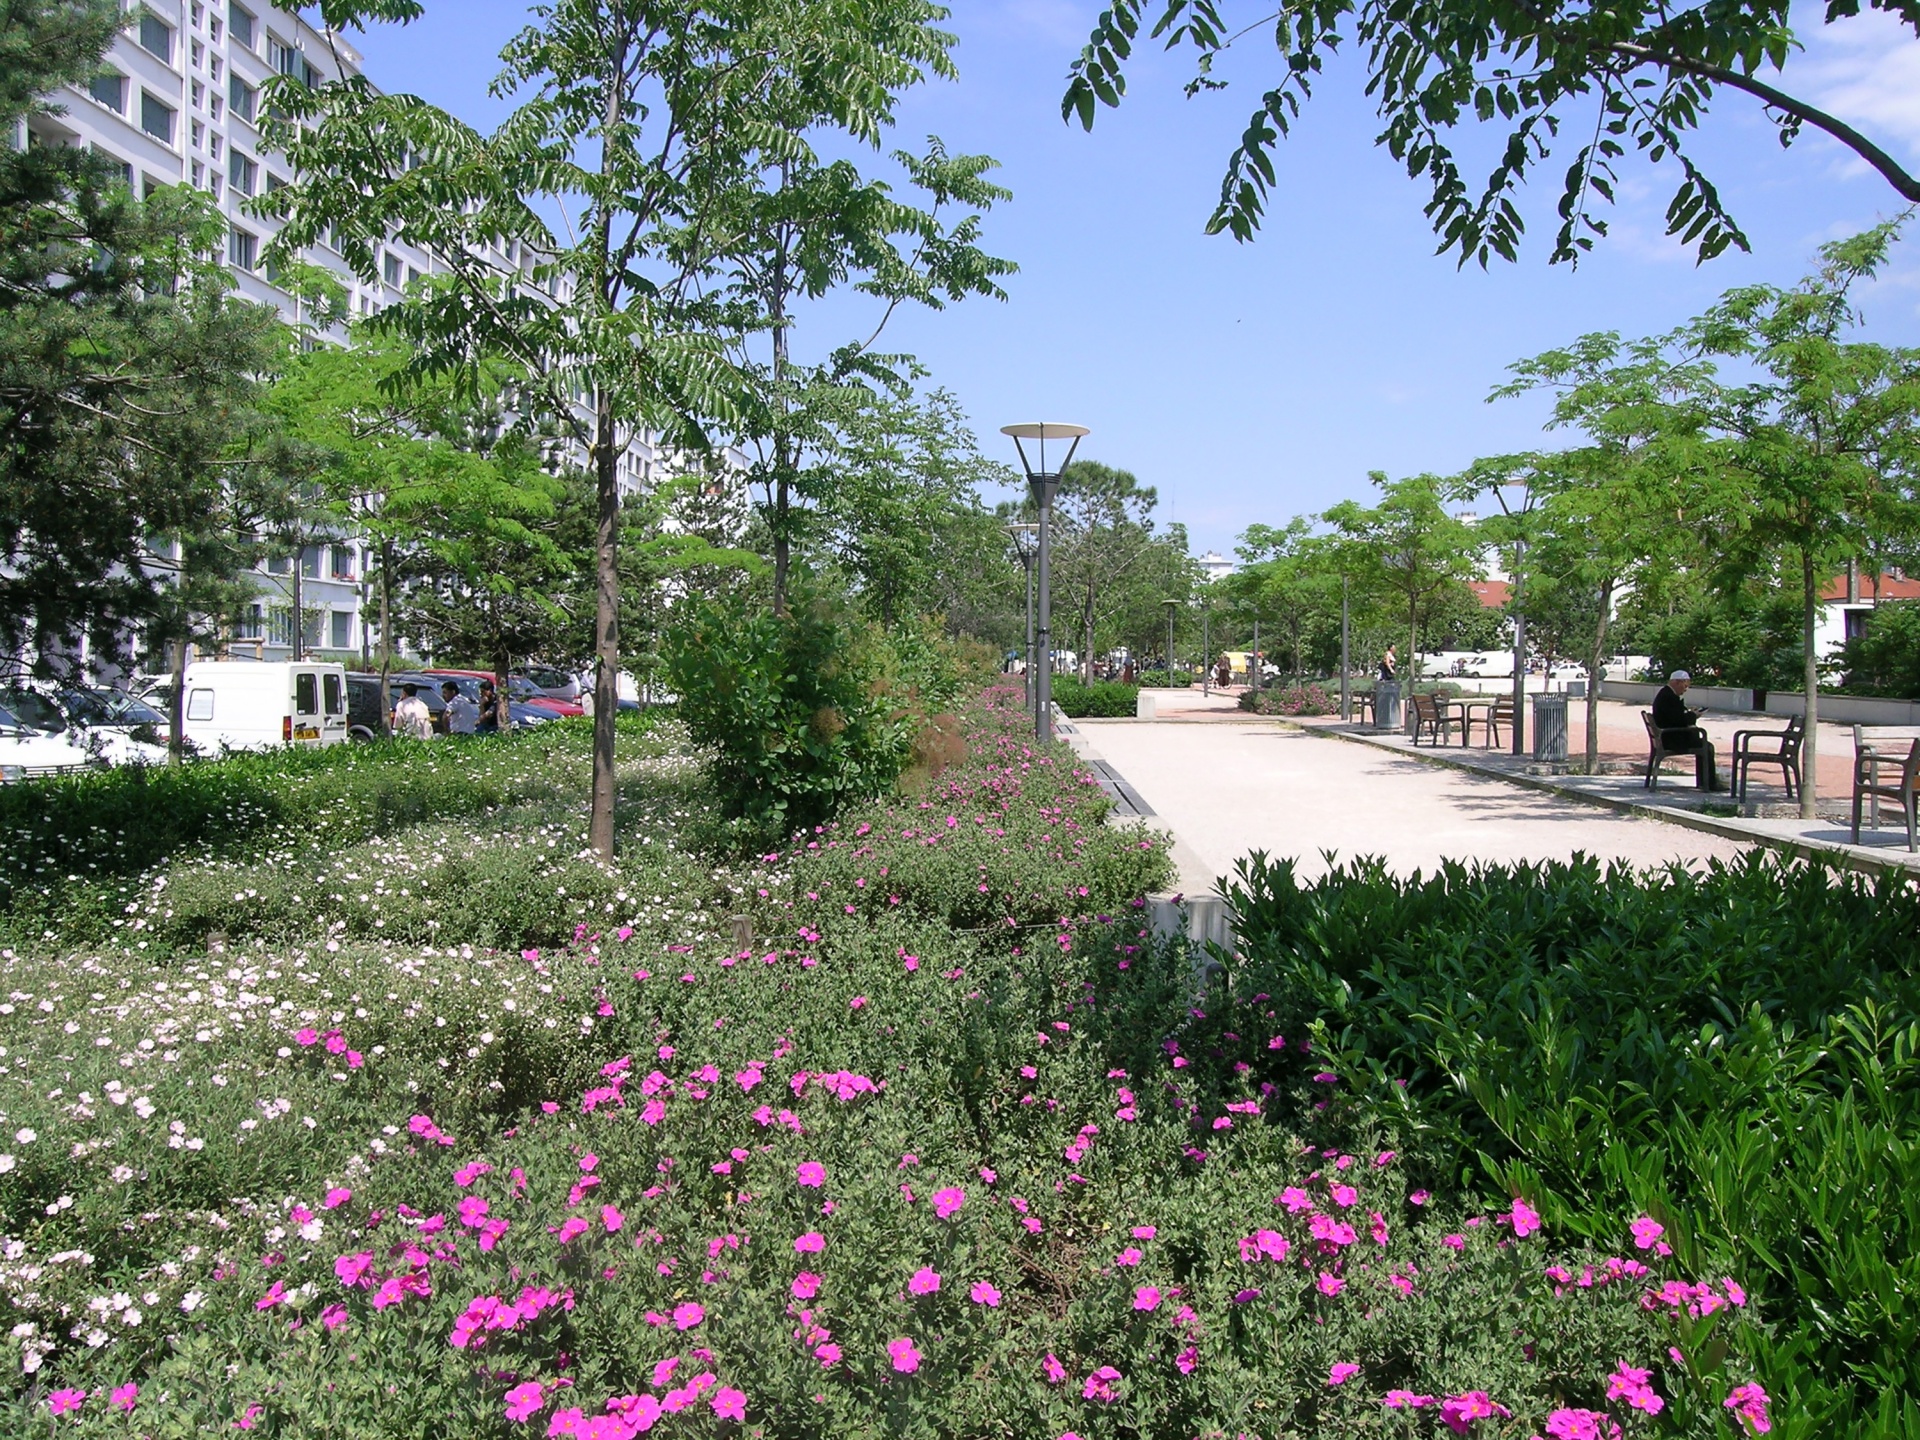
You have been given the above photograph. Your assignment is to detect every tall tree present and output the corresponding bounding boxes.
[1066,0,1920,266]
[1,0,282,679]
[1047,460,1172,680]
[264,0,965,859]
[1325,473,1482,675]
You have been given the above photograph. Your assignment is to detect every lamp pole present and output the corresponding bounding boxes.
[1340,574,1351,722]
[1491,478,1536,757]
[1201,596,1211,696]
[1001,425,1088,744]
[1164,598,1177,686]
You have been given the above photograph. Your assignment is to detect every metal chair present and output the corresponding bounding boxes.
[1642,711,1717,790]
[1729,715,1804,801]
[1464,696,1515,748]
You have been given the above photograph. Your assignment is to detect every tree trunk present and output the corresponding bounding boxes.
[769,203,793,617]
[290,549,304,661]
[590,394,620,860]
[168,636,187,762]
[1800,547,1820,821]
[1585,576,1615,776]
[377,539,394,723]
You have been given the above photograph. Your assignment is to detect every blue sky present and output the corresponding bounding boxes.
[346,1,1920,557]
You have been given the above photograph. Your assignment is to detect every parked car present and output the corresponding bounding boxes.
[0,684,170,766]
[181,661,350,752]
[418,673,554,730]
[422,669,581,719]
[0,701,100,782]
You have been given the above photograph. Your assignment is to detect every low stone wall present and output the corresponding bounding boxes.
[1600,681,1920,726]
[1601,681,1757,712]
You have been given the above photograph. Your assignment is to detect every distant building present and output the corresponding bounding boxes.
[1198,551,1236,583]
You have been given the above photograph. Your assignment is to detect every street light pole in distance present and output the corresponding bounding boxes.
[1000,424,1088,745]
[1007,522,1039,714]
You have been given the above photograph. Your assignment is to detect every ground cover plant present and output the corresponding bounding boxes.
[0,684,1785,1437]
[1238,683,1339,717]
[1050,676,1139,718]
[1222,850,1920,1438]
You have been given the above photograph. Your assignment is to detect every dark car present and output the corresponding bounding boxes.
[424,673,554,730]
[344,673,454,741]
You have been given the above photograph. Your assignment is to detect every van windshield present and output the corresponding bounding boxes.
[295,672,318,714]
[323,673,343,715]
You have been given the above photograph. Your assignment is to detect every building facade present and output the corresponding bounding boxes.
[24,1,677,671]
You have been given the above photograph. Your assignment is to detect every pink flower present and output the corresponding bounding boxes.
[1329,1362,1361,1386]
[908,1267,942,1296]
[1409,1189,1431,1205]
[323,1187,351,1209]
[970,1280,1002,1307]
[888,1336,921,1373]
[545,1408,584,1436]
[601,1205,624,1233]
[672,1301,705,1330]
[797,1161,826,1188]
[815,1342,842,1367]
[255,1280,286,1310]
[1545,1409,1623,1440]
[319,1303,348,1331]
[1132,1285,1161,1311]
[1725,1382,1771,1434]
[1114,1246,1143,1267]
[234,1404,264,1431]
[1508,1198,1542,1237]
[48,1389,86,1416]
[1131,1225,1156,1239]
[503,1382,546,1423]
[1630,1216,1666,1250]
[931,1187,966,1218]
[1176,1345,1199,1374]
[1440,1391,1511,1432]
[1383,1391,1436,1409]
[110,1384,138,1412]
[1043,1353,1068,1385]
[1442,1233,1466,1250]
[794,1232,825,1253]
[710,1386,748,1422]
[1607,1362,1666,1415]
[1082,1365,1121,1403]
[1316,1271,1345,1296]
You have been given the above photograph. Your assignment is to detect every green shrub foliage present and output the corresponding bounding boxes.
[1223,848,1920,1436]
[664,587,953,836]
[1050,675,1139,717]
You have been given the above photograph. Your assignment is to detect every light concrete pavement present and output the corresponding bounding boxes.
[1072,716,1754,891]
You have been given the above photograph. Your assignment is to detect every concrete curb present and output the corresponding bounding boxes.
[1282,718,1920,883]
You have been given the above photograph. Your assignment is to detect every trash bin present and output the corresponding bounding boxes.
[1373,681,1402,733]
[1531,694,1569,762]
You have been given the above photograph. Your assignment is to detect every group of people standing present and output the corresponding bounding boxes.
[390,679,506,741]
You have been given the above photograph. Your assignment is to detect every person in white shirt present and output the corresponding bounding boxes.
[441,681,479,736]
[392,683,434,741]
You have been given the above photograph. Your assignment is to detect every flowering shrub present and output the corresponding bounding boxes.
[0,687,1778,1436]
[1238,683,1340,716]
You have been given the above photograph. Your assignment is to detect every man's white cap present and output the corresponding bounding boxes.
[1669,669,1691,681]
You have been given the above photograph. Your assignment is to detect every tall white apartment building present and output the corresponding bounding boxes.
[24,1,676,669]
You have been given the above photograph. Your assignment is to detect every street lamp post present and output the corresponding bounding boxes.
[1001,424,1088,744]
[1340,574,1351,722]
[1007,522,1039,713]
[1163,598,1177,687]
[1201,596,1211,697]
[1490,479,1537,757]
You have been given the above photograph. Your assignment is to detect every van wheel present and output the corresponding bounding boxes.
[349,726,375,743]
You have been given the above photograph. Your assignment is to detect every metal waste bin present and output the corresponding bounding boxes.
[1531,693,1569,762]
[1373,681,1402,733]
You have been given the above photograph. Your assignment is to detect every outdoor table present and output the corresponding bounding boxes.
[1459,698,1498,747]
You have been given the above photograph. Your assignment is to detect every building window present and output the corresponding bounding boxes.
[140,92,176,144]
[382,252,402,287]
[236,603,263,640]
[265,554,289,575]
[266,171,286,191]
[228,226,256,270]
[228,150,256,196]
[330,544,355,579]
[300,545,321,579]
[88,71,126,113]
[229,75,255,123]
[268,607,292,647]
[139,15,174,63]
[330,611,351,650]
[229,3,254,49]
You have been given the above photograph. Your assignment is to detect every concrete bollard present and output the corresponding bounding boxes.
[1136,691,1158,721]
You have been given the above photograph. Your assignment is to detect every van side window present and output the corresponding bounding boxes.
[323,673,343,715]
[186,689,214,722]
[295,673,318,714]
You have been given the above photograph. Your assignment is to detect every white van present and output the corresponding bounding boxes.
[181,662,349,753]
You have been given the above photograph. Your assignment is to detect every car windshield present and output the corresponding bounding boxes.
[68,688,168,726]
[0,689,65,732]
[0,702,27,732]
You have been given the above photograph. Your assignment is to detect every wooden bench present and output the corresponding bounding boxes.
[1852,725,1920,850]
[1409,691,1463,747]
[1642,710,1718,790]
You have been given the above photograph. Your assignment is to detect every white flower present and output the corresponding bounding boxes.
[13,1128,34,1144]
[0,1156,13,1174]
[180,1291,203,1313]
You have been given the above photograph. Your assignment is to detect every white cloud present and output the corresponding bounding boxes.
[1796,9,1920,160]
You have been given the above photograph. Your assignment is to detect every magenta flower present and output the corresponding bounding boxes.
[710,1387,748,1422]
[908,1266,942,1296]
[319,1303,348,1331]
[969,1280,1002,1307]
[672,1301,705,1330]
[793,1231,825,1253]
[1082,1365,1121,1403]
[1316,1271,1345,1296]
[1630,1216,1666,1250]
[1043,1353,1068,1385]
[109,1384,138,1413]
[1724,1382,1771,1434]
[503,1382,546,1423]
[791,1271,821,1299]
[1133,1285,1161,1311]
[1607,1361,1666,1415]
[1114,1246,1143,1267]
[1545,1409,1623,1440]
[1329,1363,1361,1386]
[1410,1189,1431,1205]
[1383,1391,1436,1409]
[234,1404,264,1431]
[323,1187,352,1209]
[797,1161,826,1188]
[931,1187,966,1219]
[1131,1225,1156,1239]
[1508,1198,1542,1237]
[1440,1392,1511,1432]
[255,1280,286,1310]
[815,1342,842,1367]
[545,1407,584,1436]
[1176,1345,1199,1374]
[888,1336,922,1373]
[47,1389,86,1417]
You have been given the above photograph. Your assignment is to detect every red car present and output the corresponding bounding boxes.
[422,669,585,718]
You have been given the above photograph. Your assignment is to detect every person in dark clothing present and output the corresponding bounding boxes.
[1653,669,1720,789]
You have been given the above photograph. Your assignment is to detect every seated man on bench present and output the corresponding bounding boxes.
[1653,669,1721,790]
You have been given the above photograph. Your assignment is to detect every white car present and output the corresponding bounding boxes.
[0,684,171,767]
[0,702,99,783]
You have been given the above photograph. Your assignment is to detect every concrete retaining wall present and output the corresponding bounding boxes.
[1601,681,1756,712]
[1600,680,1920,725]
